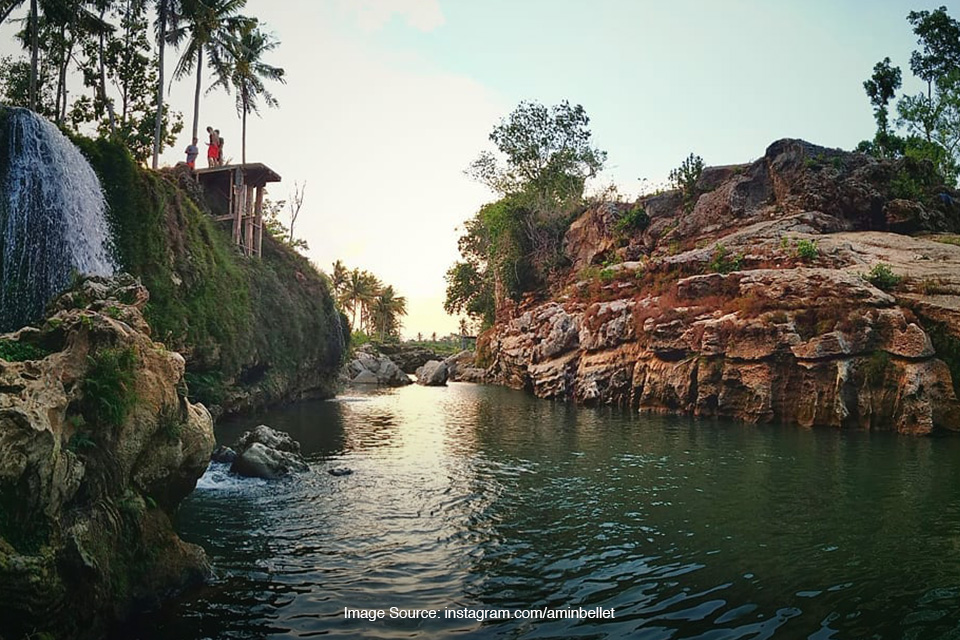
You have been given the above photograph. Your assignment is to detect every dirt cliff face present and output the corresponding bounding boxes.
[480,139,960,434]
[0,275,214,638]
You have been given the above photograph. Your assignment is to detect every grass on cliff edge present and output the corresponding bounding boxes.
[72,137,346,407]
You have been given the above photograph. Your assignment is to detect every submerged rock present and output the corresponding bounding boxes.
[0,274,214,639]
[230,425,308,479]
[328,467,353,476]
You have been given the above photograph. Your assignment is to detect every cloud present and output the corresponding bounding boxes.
[344,0,445,33]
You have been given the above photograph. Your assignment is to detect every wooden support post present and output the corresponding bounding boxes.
[232,168,244,246]
[255,186,264,257]
[245,185,255,256]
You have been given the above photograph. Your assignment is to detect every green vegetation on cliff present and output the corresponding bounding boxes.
[446,101,606,329]
[73,137,345,410]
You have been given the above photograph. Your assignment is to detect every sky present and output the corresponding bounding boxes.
[0,0,934,338]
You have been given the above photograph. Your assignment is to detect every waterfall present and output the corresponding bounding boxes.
[0,108,117,331]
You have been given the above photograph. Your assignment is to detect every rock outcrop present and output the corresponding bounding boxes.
[0,274,214,639]
[481,139,960,435]
[377,343,444,373]
[443,350,486,383]
[416,360,449,386]
[343,347,412,386]
[230,425,308,479]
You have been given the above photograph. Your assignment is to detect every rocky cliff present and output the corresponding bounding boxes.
[69,137,347,417]
[481,140,960,434]
[0,275,214,638]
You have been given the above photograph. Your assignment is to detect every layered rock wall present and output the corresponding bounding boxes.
[480,140,960,435]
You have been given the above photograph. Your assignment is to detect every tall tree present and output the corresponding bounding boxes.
[467,99,607,208]
[169,0,249,142]
[371,285,407,342]
[212,17,283,163]
[863,57,902,158]
[340,268,378,332]
[152,0,179,169]
[0,0,39,110]
[330,260,348,298]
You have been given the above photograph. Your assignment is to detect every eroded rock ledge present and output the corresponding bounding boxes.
[0,274,214,638]
[479,139,960,435]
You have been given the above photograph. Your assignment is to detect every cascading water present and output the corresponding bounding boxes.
[0,108,117,331]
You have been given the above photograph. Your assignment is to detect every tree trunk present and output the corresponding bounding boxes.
[191,46,203,141]
[29,0,38,112]
[99,6,116,136]
[152,0,167,169]
[241,94,247,164]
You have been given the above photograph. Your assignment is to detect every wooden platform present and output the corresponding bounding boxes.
[196,163,281,257]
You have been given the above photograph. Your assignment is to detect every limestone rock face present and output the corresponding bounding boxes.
[482,140,960,435]
[416,360,449,386]
[0,274,214,639]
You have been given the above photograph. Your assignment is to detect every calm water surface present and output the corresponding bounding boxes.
[121,383,960,639]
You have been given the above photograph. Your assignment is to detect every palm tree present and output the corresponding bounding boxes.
[152,0,180,169]
[330,260,348,298]
[0,0,38,111]
[213,17,283,163]
[340,269,378,332]
[168,0,249,142]
[372,286,407,342]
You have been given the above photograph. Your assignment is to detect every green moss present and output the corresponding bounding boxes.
[864,350,891,386]
[926,322,960,397]
[0,484,50,554]
[80,346,138,429]
[0,339,50,362]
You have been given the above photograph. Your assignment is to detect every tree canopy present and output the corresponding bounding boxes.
[860,6,960,184]
[447,100,606,329]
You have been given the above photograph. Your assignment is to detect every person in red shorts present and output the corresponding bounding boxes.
[206,126,220,168]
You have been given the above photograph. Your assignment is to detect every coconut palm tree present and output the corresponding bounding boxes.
[340,269,378,332]
[168,0,249,142]
[212,17,283,164]
[330,260,348,298]
[0,0,38,111]
[372,285,407,342]
[151,0,180,169]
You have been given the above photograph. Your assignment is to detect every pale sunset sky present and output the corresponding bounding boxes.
[2,0,929,337]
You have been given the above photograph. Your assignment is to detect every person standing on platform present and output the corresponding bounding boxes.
[216,130,225,165]
[206,126,220,168]
[184,137,199,169]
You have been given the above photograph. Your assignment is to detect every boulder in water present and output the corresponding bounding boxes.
[211,445,237,463]
[343,348,412,386]
[416,360,449,386]
[230,425,308,479]
[328,467,353,476]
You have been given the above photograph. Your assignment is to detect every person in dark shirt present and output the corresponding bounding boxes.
[184,137,199,169]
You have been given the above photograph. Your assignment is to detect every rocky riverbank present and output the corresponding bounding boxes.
[479,139,960,434]
[0,275,214,639]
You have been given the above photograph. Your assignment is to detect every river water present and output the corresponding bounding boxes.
[121,383,960,639]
